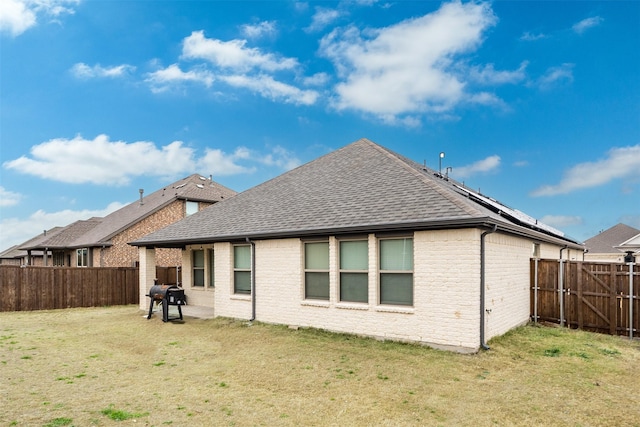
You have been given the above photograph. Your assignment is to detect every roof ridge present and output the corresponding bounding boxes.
[364,140,483,218]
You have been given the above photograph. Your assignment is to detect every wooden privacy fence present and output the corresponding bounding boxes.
[0,265,139,312]
[155,266,181,286]
[531,259,640,338]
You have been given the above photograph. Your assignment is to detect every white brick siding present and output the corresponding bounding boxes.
[138,228,572,352]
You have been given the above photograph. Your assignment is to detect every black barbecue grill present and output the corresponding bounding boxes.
[146,279,186,322]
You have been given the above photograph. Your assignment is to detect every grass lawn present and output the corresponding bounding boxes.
[1,305,639,426]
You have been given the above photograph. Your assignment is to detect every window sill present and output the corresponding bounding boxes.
[301,300,330,308]
[336,302,369,311]
[375,305,414,314]
[230,294,251,301]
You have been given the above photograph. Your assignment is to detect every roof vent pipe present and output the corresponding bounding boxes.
[139,189,144,205]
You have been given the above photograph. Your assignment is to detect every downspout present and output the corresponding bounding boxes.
[246,237,256,322]
[480,224,497,351]
[559,245,568,327]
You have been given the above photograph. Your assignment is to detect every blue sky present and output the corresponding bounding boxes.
[1,0,639,251]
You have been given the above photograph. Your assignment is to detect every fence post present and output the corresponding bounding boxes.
[533,258,539,323]
[559,259,565,327]
[630,260,635,340]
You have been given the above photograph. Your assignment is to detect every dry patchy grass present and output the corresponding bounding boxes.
[1,306,639,426]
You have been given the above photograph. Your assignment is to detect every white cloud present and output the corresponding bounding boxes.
[319,1,497,121]
[220,74,319,105]
[199,145,301,175]
[520,31,546,41]
[257,145,301,170]
[2,134,197,185]
[0,202,124,253]
[540,215,583,228]
[0,0,78,37]
[71,62,136,78]
[0,186,22,206]
[468,61,528,85]
[306,7,344,32]
[572,16,603,34]
[536,63,574,89]
[531,144,640,196]
[303,72,330,86]
[2,134,303,186]
[198,147,257,176]
[241,20,277,38]
[182,30,298,72]
[451,155,501,179]
[465,92,506,108]
[145,64,214,93]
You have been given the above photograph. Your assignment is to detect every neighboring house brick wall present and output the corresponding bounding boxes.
[100,200,213,268]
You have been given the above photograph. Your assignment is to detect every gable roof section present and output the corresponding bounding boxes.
[71,174,236,248]
[10,226,65,256]
[616,233,640,252]
[584,223,640,254]
[132,139,581,248]
[20,218,103,250]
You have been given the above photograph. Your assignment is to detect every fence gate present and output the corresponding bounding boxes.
[531,259,640,338]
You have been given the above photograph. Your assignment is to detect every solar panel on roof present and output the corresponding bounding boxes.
[454,185,565,238]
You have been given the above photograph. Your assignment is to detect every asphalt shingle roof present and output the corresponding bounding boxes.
[132,139,581,248]
[20,218,103,250]
[71,174,236,247]
[584,223,640,254]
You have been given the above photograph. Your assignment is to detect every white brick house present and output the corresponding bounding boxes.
[131,139,583,352]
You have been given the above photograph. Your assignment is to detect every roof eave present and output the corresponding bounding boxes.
[130,216,581,249]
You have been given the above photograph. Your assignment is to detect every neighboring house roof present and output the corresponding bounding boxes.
[584,223,640,254]
[70,174,236,248]
[3,227,66,258]
[0,245,25,260]
[617,233,640,252]
[131,138,582,249]
[20,218,103,251]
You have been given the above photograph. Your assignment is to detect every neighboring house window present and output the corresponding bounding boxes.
[76,248,88,267]
[233,245,251,294]
[304,241,329,300]
[192,250,205,287]
[53,251,65,266]
[339,240,368,303]
[208,249,215,288]
[379,238,413,306]
[186,201,199,216]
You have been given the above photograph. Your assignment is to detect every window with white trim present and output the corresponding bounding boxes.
[192,249,204,287]
[208,248,215,288]
[339,240,368,303]
[379,237,413,306]
[186,201,199,216]
[233,245,251,294]
[76,248,88,267]
[304,241,329,300]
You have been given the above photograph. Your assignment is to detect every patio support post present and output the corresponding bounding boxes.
[139,247,156,310]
